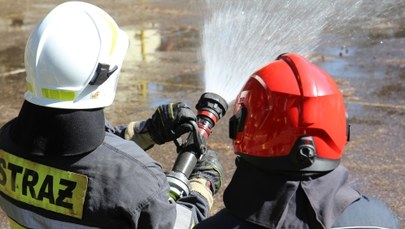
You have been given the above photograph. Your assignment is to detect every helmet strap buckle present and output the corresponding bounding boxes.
[89,63,118,85]
[290,136,317,169]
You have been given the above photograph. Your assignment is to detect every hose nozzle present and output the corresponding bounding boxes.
[195,92,228,139]
[167,92,228,200]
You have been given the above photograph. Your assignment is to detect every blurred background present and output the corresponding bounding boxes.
[0,0,403,227]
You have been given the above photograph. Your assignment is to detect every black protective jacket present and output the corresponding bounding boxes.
[0,101,209,229]
[195,158,399,229]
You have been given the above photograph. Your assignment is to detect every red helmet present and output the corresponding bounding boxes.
[229,53,349,172]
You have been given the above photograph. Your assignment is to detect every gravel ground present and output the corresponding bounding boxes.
[0,0,403,227]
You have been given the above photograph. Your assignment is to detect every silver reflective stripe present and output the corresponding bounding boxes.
[332,227,389,229]
[0,195,98,229]
[173,204,193,229]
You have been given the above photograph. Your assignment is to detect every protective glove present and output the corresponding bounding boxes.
[146,102,196,145]
[189,150,224,209]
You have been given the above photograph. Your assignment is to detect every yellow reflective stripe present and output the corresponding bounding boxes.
[26,82,33,93]
[41,88,76,101]
[0,195,97,229]
[0,150,88,219]
[108,20,118,56]
[99,13,118,56]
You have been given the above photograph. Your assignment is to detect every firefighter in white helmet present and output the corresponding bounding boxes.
[0,2,222,228]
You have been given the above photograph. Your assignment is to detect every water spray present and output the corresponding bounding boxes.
[166,92,228,200]
[201,0,364,102]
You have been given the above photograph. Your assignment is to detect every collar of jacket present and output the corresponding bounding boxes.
[223,158,361,229]
[9,100,105,156]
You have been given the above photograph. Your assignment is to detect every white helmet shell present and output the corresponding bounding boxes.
[24,1,129,109]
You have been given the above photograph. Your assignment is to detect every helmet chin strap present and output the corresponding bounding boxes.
[89,63,118,86]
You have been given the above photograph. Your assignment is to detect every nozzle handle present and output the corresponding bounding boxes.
[172,122,207,177]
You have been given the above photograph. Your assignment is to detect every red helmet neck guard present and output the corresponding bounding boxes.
[229,53,350,172]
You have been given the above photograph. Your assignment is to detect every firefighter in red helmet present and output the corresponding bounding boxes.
[195,53,399,229]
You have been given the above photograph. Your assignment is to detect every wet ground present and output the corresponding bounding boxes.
[0,0,404,227]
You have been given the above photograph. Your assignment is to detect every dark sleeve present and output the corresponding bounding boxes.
[136,178,210,228]
[333,195,400,229]
[106,123,210,227]
[104,119,127,138]
[137,184,178,229]
[194,208,248,228]
[176,192,211,224]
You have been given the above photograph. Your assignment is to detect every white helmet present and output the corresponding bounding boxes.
[24,1,129,109]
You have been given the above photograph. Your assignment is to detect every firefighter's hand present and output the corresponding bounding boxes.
[189,150,224,208]
[146,102,196,145]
